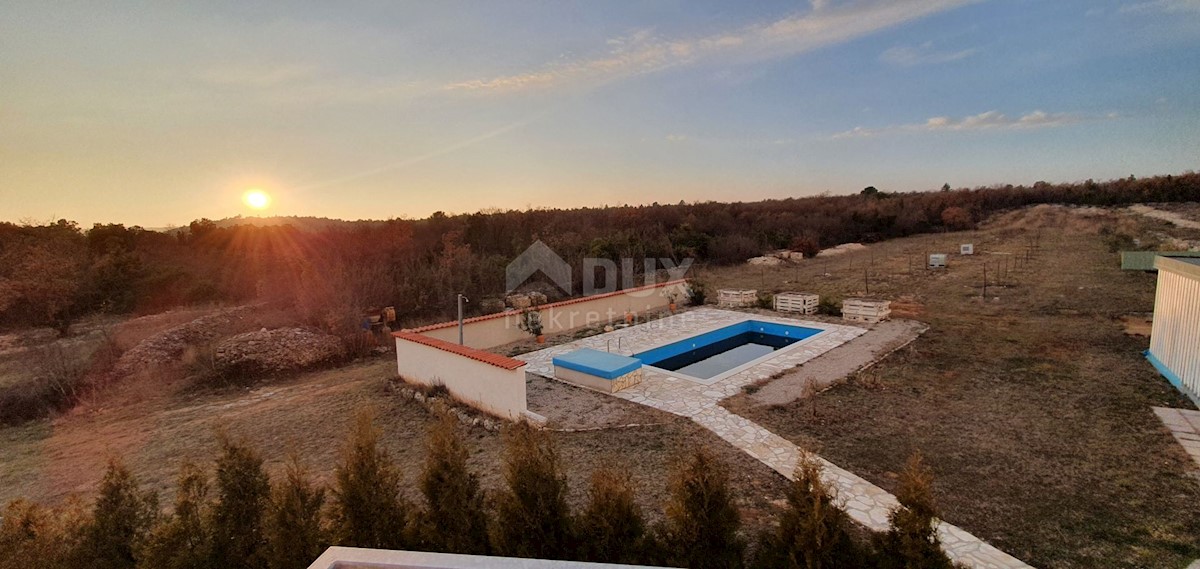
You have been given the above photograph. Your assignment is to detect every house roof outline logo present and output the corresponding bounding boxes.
[506,240,573,294]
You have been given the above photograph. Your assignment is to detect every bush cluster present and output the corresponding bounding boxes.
[1,405,964,568]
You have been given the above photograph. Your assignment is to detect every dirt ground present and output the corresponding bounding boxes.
[0,353,791,537]
[702,204,1200,568]
[731,318,927,407]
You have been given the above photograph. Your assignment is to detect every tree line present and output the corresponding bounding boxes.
[2,172,1195,334]
[1,403,967,569]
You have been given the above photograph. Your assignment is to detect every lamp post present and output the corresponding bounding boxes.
[457,293,469,345]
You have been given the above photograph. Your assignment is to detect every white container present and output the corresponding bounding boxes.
[928,254,948,269]
[960,244,974,255]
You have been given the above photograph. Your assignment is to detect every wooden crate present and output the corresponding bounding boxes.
[842,298,891,324]
[774,292,819,314]
[717,289,757,308]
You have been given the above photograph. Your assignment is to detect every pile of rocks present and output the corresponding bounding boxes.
[212,328,344,376]
[112,305,257,377]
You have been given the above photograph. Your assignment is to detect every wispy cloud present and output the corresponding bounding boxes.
[1119,0,1200,14]
[446,0,979,93]
[880,41,976,66]
[833,110,1114,138]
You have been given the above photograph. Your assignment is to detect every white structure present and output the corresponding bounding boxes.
[309,547,660,569]
[717,289,757,308]
[394,332,531,420]
[774,292,819,314]
[1149,256,1200,404]
[842,298,891,324]
[408,280,688,350]
[928,254,948,269]
[960,244,974,255]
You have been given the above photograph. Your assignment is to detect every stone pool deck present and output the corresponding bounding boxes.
[517,308,1032,569]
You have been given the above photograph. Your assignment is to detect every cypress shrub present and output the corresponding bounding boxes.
[210,435,271,569]
[140,462,213,569]
[329,408,411,549]
[491,421,572,559]
[417,404,490,555]
[874,452,960,569]
[265,455,327,569]
[662,448,744,569]
[575,466,650,564]
[0,498,88,569]
[753,453,867,569]
[78,459,158,569]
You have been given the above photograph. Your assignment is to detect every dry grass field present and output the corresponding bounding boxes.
[0,354,790,538]
[715,204,1200,568]
[2,203,1198,566]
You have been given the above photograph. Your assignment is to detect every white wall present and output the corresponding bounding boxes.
[418,280,689,350]
[1151,258,1200,401]
[394,336,528,420]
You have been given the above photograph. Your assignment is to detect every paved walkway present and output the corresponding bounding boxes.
[1153,407,1200,468]
[518,308,1032,569]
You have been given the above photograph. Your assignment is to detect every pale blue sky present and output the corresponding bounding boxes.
[2,0,1198,227]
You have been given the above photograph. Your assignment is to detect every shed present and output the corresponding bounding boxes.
[1120,251,1200,271]
[1148,256,1200,405]
[774,292,819,315]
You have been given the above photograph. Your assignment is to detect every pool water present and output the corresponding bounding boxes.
[635,320,821,381]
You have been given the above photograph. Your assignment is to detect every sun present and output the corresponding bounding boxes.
[242,189,272,210]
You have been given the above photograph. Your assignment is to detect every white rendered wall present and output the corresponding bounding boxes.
[394,337,528,420]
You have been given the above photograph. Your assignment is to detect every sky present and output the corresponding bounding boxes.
[2,0,1199,228]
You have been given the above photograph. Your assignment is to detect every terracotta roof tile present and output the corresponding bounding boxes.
[402,279,688,334]
[393,331,526,370]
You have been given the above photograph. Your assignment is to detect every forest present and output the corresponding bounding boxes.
[1,172,1196,335]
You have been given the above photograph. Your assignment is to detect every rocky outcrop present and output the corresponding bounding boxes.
[212,328,344,376]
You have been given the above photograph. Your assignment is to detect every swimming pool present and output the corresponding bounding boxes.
[635,320,823,381]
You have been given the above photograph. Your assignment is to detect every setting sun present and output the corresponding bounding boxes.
[242,189,271,210]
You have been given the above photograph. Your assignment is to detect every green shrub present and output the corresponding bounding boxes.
[818,296,842,317]
[78,459,158,569]
[140,462,213,569]
[575,467,650,564]
[874,452,960,569]
[492,421,573,559]
[417,404,490,555]
[752,453,867,568]
[756,292,774,309]
[330,408,411,550]
[688,280,708,306]
[265,455,327,569]
[662,449,744,569]
[210,435,271,569]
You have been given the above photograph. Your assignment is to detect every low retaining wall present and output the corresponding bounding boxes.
[393,332,528,420]
[407,280,689,350]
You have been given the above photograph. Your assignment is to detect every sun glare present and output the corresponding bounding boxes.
[242,189,272,210]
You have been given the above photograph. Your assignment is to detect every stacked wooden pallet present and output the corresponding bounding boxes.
[774,292,819,315]
[842,298,891,324]
[717,289,757,308]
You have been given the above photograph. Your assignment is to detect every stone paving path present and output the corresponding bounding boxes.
[1153,407,1200,468]
[518,308,1033,569]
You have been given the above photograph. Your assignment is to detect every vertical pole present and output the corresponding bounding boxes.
[457,293,468,345]
[864,267,869,295]
[982,263,987,298]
